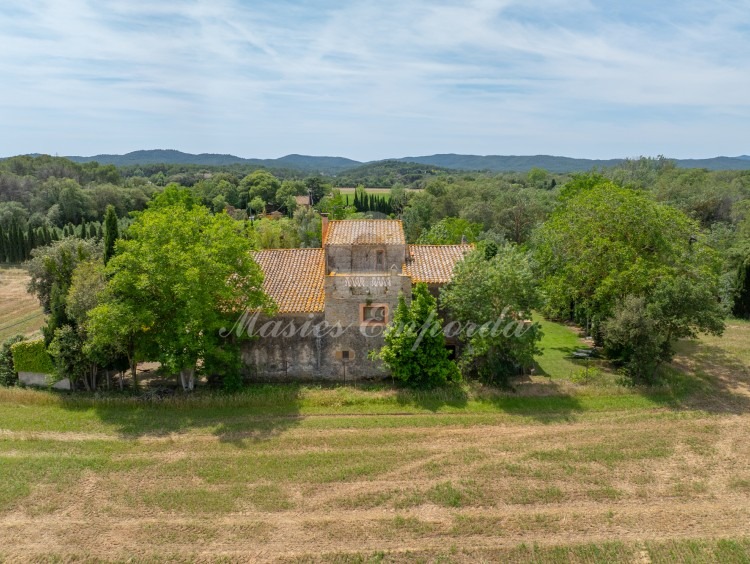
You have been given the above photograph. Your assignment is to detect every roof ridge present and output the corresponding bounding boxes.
[328,218,403,222]
[408,243,475,247]
[254,247,323,252]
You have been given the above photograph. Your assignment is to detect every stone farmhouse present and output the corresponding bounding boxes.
[241,216,472,380]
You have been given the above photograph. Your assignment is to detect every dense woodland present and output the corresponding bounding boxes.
[1,153,749,390]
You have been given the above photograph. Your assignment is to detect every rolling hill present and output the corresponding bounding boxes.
[65,150,360,173]
[42,149,750,173]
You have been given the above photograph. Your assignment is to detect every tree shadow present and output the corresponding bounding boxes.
[392,377,584,423]
[394,384,469,412]
[56,383,303,447]
[482,375,586,423]
[663,339,750,415]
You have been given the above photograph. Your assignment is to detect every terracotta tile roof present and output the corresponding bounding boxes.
[325,220,405,246]
[253,248,325,313]
[404,244,474,284]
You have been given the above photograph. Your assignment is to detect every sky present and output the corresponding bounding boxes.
[1,0,749,161]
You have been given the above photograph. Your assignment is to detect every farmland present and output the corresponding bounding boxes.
[0,267,44,342]
[1,319,749,562]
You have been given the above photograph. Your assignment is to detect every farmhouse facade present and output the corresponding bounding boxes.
[241,216,472,380]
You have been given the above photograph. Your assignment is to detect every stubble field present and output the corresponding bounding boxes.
[0,267,44,342]
[0,271,749,562]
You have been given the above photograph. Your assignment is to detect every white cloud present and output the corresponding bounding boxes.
[0,0,748,159]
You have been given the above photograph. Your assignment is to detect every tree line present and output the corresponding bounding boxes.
[0,154,749,390]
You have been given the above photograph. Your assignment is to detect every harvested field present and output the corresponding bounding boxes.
[0,267,43,342]
[1,271,749,562]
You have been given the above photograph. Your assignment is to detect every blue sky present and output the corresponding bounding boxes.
[1,0,748,161]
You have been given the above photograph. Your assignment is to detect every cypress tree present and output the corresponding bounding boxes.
[26,225,35,257]
[43,282,70,345]
[103,205,119,265]
[18,225,27,261]
[7,224,15,263]
[9,223,19,263]
[0,225,5,263]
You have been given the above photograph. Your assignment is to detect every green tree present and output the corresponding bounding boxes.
[376,283,459,388]
[27,237,102,312]
[293,206,321,248]
[535,174,725,374]
[57,179,92,225]
[252,217,301,249]
[319,190,354,220]
[66,260,107,326]
[601,296,664,381]
[0,201,29,231]
[48,325,95,390]
[249,196,266,216]
[416,217,481,245]
[87,299,152,390]
[276,180,306,213]
[535,176,706,329]
[732,255,750,319]
[103,205,119,265]
[305,176,330,205]
[441,246,542,383]
[241,171,281,209]
[91,189,271,391]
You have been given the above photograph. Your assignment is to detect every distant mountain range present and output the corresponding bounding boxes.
[54,149,750,173]
[66,149,360,173]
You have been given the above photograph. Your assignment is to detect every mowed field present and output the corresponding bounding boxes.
[0,267,44,342]
[1,277,750,561]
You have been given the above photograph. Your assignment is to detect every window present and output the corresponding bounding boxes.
[376,249,385,269]
[335,349,355,361]
[360,303,388,326]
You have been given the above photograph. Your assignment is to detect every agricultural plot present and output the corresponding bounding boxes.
[0,267,44,342]
[0,321,749,562]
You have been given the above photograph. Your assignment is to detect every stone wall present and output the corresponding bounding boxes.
[324,271,412,326]
[240,313,392,381]
[18,371,71,390]
[326,244,406,273]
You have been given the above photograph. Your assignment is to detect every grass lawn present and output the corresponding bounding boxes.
[0,316,749,561]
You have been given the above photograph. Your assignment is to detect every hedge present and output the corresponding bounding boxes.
[10,339,55,374]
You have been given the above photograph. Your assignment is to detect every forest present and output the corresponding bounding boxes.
[1,153,749,391]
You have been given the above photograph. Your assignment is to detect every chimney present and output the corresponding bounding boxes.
[321,213,329,245]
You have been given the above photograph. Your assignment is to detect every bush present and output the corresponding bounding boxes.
[10,339,55,375]
[204,346,246,393]
[375,283,460,389]
[602,296,665,383]
[0,335,26,386]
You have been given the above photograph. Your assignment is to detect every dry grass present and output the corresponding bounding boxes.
[0,279,749,561]
[0,267,43,342]
[1,400,749,561]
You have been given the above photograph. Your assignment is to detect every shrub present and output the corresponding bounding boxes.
[602,296,665,383]
[10,339,55,375]
[375,283,460,389]
[0,335,26,386]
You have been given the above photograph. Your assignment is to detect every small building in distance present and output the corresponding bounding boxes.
[241,216,472,381]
